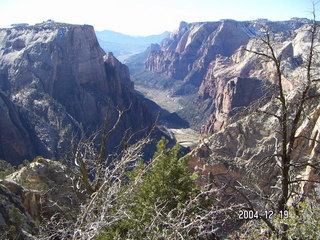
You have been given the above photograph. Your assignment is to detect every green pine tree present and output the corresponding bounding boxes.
[133,137,196,212]
[99,137,198,239]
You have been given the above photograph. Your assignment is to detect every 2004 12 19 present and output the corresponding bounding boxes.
[238,210,289,219]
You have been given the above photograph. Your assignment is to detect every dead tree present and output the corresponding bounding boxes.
[66,105,131,200]
[240,6,320,238]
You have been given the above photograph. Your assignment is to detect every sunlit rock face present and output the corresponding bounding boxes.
[199,22,318,135]
[145,20,251,85]
[5,158,78,222]
[0,21,152,164]
[187,20,320,206]
[145,18,312,134]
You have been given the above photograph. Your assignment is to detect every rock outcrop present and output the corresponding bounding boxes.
[5,158,79,222]
[0,21,153,164]
[0,180,41,223]
[199,22,316,134]
[0,182,37,239]
[0,158,79,239]
[190,95,320,197]
[145,20,252,85]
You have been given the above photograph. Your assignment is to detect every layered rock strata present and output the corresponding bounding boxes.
[199,22,317,134]
[145,19,310,133]
[0,21,152,164]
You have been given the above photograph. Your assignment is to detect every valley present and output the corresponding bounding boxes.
[135,85,183,113]
[0,14,319,239]
[135,85,200,147]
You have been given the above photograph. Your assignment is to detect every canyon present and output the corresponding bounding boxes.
[0,17,320,239]
[140,18,312,135]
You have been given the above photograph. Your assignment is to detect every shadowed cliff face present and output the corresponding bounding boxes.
[0,22,152,164]
[0,92,35,165]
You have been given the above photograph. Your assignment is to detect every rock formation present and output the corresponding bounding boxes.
[145,20,260,91]
[199,22,316,134]
[0,21,153,164]
[190,96,320,197]
[144,18,311,133]
[0,182,37,239]
[5,158,79,221]
[0,158,79,239]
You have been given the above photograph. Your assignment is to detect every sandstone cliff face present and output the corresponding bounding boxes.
[199,22,316,134]
[145,20,260,93]
[144,19,309,133]
[0,92,35,165]
[190,95,320,199]
[0,21,152,164]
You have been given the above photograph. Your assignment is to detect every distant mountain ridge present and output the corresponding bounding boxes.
[96,29,169,61]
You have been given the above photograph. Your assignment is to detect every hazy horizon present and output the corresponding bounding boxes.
[0,0,316,36]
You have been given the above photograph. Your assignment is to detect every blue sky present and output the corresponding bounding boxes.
[0,0,316,36]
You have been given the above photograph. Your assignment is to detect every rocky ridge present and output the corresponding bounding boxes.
[0,21,153,164]
[186,21,320,219]
[199,22,317,134]
[144,18,311,133]
[0,157,78,239]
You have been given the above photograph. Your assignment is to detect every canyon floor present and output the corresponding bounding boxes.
[135,85,200,148]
